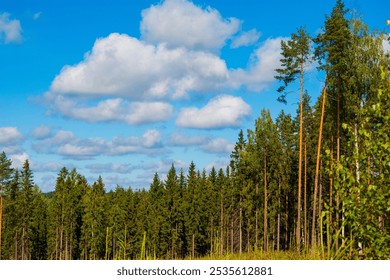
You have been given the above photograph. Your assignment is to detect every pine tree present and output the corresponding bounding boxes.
[275,26,311,252]
[0,152,13,259]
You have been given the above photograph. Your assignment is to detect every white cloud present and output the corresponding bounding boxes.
[169,132,208,146]
[33,12,42,20]
[229,37,286,91]
[383,36,390,53]
[87,163,136,174]
[169,132,232,154]
[31,161,64,173]
[43,2,285,125]
[176,95,251,129]
[32,129,165,159]
[231,29,261,48]
[48,33,229,100]
[140,0,240,52]
[0,127,23,145]
[142,129,162,148]
[32,125,52,139]
[201,138,234,154]
[49,96,173,124]
[9,152,29,169]
[0,13,22,43]
[205,159,230,172]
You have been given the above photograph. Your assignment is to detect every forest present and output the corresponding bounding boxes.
[0,0,389,260]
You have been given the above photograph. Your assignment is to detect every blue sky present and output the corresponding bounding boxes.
[0,0,389,192]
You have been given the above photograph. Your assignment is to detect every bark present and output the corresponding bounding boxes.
[304,140,308,250]
[220,193,223,255]
[0,195,2,260]
[239,196,242,254]
[297,61,304,253]
[312,77,327,252]
[263,148,268,252]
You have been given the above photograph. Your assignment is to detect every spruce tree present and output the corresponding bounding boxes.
[0,152,13,259]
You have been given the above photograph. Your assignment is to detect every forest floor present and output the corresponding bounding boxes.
[193,250,323,260]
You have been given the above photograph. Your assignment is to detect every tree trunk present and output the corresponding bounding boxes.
[285,188,289,250]
[277,179,281,251]
[318,170,323,247]
[330,137,334,236]
[255,182,259,248]
[297,61,304,253]
[263,148,268,252]
[304,140,308,250]
[220,194,223,255]
[0,195,2,260]
[239,196,242,254]
[312,78,327,252]
[191,233,195,259]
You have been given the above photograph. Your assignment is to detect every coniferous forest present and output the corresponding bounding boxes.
[0,0,389,260]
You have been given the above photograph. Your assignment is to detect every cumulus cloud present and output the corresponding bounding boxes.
[201,138,234,154]
[48,33,229,100]
[229,37,286,91]
[31,161,64,173]
[204,159,230,172]
[48,96,173,124]
[0,127,23,145]
[32,125,52,139]
[0,13,22,43]
[140,0,240,51]
[0,127,24,154]
[86,163,136,174]
[231,29,261,48]
[43,1,285,125]
[169,132,233,154]
[169,132,208,146]
[9,152,29,169]
[32,129,165,159]
[176,95,251,129]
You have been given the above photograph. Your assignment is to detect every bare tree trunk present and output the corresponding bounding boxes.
[21,227,25,260]
[285,189,289,250]
[297,61,304,253]
[60,225,63,260]
[191,233,195,259]
[354,122,362,254]
[14,232,18,260]
[255,181,259,248]
[239,196,242,254]
[335,77,341,251]
[70,222,73,260]
[304,140,308,250]
[230,218,233,253]
[319,170,323,247]
[220,194,223,255]
[263,148,268,252]
[124,226,127,260]
[0,195,3,260]
[329,137,334,237]
[277,179,281,251]
[312,78,327,252]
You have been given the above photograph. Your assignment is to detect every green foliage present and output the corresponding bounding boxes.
[330,69,390,259]
[1,0,389,261]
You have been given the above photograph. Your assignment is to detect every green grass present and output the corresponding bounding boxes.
[194,249,322,260]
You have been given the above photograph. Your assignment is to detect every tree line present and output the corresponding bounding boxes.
[0,0,389,260]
